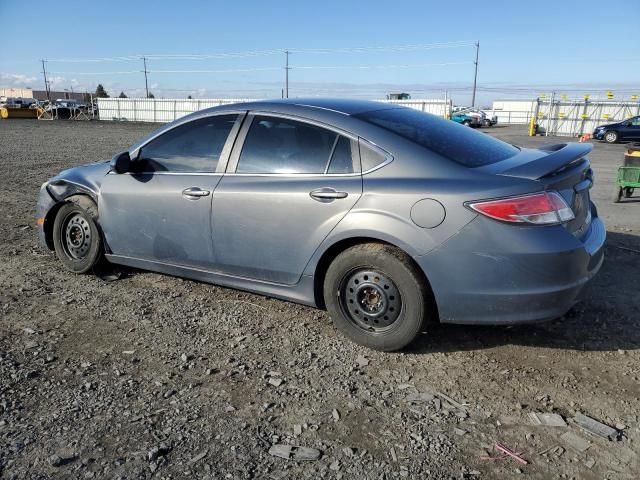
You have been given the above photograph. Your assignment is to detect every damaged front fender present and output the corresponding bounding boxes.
[36,161,111,250]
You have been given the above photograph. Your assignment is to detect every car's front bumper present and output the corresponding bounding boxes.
[593,130,605,140]
[35,182,56,250]
[415,209,605,325]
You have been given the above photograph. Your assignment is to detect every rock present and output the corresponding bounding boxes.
[268,444,321,461]
[528,412,567,427]
[332,409,341,421]
[560,432,591,452]
[189,450,208,464]
[573,413,620,440]
[48,454,63,467]
[147,444,171,462]
[355,355,369,367]
[269,377,284,387]
[293,424,303,436]
[342,447,355,457]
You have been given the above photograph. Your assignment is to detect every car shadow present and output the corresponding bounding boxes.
[407,230,640,354]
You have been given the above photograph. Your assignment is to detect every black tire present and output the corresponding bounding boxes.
[624,187,634,198]
[462,120,471,127]
[323,243,431,351]
[604,131,619,144]
[613,187,623,203]
[52,196,103,273]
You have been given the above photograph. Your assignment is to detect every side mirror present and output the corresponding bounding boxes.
[110,151,131,174]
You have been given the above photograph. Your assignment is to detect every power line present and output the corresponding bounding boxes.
[43,40,476,63]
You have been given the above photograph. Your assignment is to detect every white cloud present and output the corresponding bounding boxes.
[0,73,38,87]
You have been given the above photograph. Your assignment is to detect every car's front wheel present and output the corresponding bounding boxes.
[604,131,619,143]
[323,243,431,351]
[52,196,104,273]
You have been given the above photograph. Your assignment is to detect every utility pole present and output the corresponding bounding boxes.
[41,59,50,102]
[471,41,479,107]
[142,56,149,98]
[284,50,290,99]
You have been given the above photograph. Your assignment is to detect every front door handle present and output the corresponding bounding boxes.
[309,188,348,201]
[182,187,210,199]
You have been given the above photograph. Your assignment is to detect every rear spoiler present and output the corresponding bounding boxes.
[501,143,592,180]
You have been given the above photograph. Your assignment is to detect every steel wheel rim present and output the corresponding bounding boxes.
[62,212,92,260]
[339,269,402,333]
[605,132,616,142]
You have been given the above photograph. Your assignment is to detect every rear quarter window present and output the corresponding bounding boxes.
[355,108,519,167]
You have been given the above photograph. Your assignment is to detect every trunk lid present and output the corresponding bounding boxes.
[480,143,594,237]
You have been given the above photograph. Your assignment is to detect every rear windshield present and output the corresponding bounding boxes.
[355,107,519,167]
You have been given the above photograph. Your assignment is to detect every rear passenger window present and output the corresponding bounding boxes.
[237,116,337,174]
[359,141,388,172]
[139,115,237,172]
[327,136,359,174]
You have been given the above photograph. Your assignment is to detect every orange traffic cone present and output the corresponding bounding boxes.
[579,133,592,143]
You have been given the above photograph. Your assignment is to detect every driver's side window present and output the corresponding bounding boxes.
[631,117,640,127]
[138,114,238,173]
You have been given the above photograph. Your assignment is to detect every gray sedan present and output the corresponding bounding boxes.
[36,99,605,351]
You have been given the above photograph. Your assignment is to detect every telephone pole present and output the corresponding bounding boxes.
[284,50,290,99]
[142,56,149,98]
[471,41,479,107]
[41,59,50,102]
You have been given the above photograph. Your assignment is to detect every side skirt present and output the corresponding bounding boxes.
[105,254,318,308]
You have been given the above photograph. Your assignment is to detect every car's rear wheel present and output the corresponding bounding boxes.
[52,197,103,273]
[624,187,635,198]
[604,131,619,143]
[323,243,430,351]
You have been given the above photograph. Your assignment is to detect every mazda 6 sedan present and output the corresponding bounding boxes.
[36,99,605,351]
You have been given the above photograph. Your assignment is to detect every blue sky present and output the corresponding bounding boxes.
[1,0,638,106]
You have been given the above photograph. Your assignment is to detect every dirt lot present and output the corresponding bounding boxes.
[1,120,638,479]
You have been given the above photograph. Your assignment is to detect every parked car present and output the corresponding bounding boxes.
[45,99,85,119]
[36,99,605,351]
[0,97,36,108]
[451,112,481,127]
[481,110,498,127]
[593,116,640,143]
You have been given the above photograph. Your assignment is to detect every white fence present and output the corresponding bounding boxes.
[488,110,533,125]
[535,99,640,137]
[96,98,452,123]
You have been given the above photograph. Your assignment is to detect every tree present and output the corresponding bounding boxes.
[95,84,109,98]
[118,91,127,98]
[147,92,155,99]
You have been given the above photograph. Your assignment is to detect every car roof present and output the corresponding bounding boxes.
[199,98,395,117]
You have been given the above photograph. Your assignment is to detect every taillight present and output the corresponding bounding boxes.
[468,191,575,225]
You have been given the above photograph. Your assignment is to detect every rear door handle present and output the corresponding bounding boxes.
[309,188,348,201]
[182,187,210,199]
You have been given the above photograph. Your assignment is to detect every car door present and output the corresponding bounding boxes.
[210,113,363,284]
[99,113,242,269]
[625,116,640,140]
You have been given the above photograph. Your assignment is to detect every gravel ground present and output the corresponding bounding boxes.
[1,119,638,479]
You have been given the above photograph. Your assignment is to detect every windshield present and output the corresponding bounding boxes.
[355,107,519,167]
